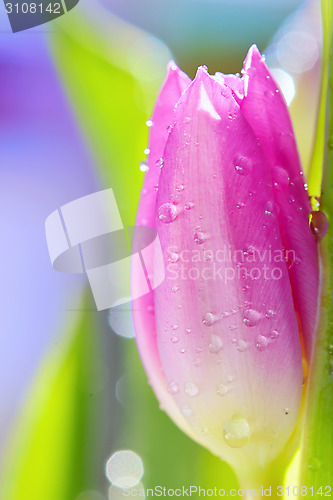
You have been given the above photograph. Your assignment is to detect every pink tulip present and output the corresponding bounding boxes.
[132,45,319,481]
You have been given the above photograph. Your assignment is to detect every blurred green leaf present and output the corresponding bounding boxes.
[50,7,170,226]
[0,301,109,500]
[300,0,333,487]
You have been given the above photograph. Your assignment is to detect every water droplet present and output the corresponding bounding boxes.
[307,457,321,471]
[310,211,328,241]
[224,416,250,448]
[176,184,185,192]
[202,312,216,327]
[185,328,192,335]
[256,335,269,351]
[194,357,201,367]
[266,309,276,319]
[242,308,262,327]
[144,148,150,155]
[185,202,195,210]
[233,155,253,176]
[184,381,199,397]
[236,339,248,352]
[139,161,149,172]
[182,405,192,417]
[194,231,208,244]
[168,381,179,394]
[209,334,223,353]
[236,201,245,209]
[155,158,164,169]
[284,407,289,415]
[179,348,186,354]
[171,324,178,331]
[171,286,179,293]
[171,336,179,344]
[168,252,179,263]
[264,200,276,217]
[328,136,333,149]
[270,330,279,339]
[216,384,228,396]
[146,119,153,127]
[158,203,177,224]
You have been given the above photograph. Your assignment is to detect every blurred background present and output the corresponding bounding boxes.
[0,0,321,498]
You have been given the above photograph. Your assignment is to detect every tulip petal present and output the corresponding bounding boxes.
[153,67,303,475]
[132,63,196,439]
[239,45,319,359]
[214,72,244,100]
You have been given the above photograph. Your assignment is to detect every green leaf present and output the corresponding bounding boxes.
[300,0,333,487]
[0,301,108,500]
[49,7,171,226]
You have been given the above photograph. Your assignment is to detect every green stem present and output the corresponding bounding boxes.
[300,0,333,487]
[237,462,287,500]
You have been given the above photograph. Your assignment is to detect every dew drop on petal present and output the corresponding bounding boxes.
[168,252,179,263]
[158,203,177,224]
[171,336,179,344]
[202,312,216,327]
[167,382,179,394]
[310,211,329,241]
[184,381,199,397]
[236,339,248,352]
[194,357,201,367]
[233,154,253,176]
[224,416,250,448]
[270,330,279,339]
[185,328,192,335]
[266,309,276,319]
[216,384,228,396]
[185,202,195,210]
[256,335,269,351]
[194,231,208,244]
[242,308,262,327]
[209,334,223,353]
[155,158,164,169]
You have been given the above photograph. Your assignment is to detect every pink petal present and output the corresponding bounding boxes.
[132,63,197,440]
[214,72,244,100]
[153,67,303,473]
[239,45,319,359]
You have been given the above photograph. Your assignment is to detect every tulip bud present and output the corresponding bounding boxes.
[132,46,319,482]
